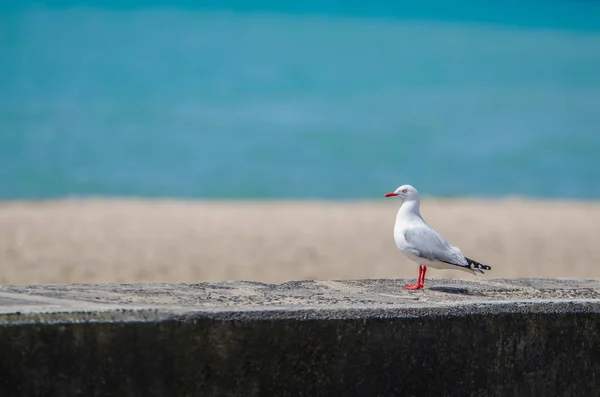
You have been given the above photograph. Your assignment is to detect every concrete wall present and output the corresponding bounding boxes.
[1,279,600,396]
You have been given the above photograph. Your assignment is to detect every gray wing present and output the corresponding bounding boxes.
[404,226,468,268]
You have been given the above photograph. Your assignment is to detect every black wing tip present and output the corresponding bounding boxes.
[466,257,492,271]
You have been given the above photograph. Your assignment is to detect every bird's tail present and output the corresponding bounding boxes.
[465,257,492,274]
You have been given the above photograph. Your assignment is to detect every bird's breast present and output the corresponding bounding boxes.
[393,225,410,251]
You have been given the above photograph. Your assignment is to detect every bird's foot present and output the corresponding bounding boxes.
[404,283,424,290]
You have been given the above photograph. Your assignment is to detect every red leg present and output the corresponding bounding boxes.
[419,266,427,288]
[405,266,424,290]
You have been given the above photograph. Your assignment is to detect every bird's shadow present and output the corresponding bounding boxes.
[429,286,486,296]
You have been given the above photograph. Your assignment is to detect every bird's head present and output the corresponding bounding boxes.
[384,184,419,201]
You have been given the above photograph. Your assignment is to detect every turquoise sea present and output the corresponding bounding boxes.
[1,1,600,199]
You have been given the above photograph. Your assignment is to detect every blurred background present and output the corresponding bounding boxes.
[1,0,600,285]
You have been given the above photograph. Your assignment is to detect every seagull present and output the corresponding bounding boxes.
[384,184,491,290]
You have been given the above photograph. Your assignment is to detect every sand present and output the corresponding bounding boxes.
[1,198,600,285]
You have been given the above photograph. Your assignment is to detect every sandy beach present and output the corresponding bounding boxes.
[1,198,599,285]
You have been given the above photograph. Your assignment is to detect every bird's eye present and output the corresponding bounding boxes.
[402,189,408,193]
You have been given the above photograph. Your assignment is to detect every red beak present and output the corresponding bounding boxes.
[384,192,398,197]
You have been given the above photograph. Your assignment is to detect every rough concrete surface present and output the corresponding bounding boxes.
[1,278,600,396]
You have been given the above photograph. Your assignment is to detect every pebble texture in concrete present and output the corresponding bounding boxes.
[1,278,600,396]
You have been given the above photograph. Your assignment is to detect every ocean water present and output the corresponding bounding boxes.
[1,1,600,200]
